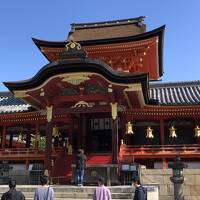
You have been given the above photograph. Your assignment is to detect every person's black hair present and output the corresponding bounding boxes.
[98,177,105,185]
[8,179,16,189]
[132,177,141,185]
[77,149,82,154]
[40,175,49,185]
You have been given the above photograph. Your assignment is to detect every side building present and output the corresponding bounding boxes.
[1,16,200,183]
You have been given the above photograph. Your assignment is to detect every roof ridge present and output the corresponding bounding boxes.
[150,80,200,88]
[0,91,12,96]
[70,16,145,30]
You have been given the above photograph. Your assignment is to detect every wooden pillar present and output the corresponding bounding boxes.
[68,126,73,147]
[160,119,166,169]
[111,102,119,164]
[162,158,167,169]
[9,132,13,148]
[77,114,81,149]
[25,160,29,170]
[121,115,128,145]
[81,114,86,151]
[2,125,6,149]
[44,106,53,171]
[160,119,164,145]
[26,127,31,148]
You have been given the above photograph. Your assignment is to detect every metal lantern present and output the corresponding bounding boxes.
[125,122,134,135]
[194,126,200,138]
[146,126,154,138]
[169,126,177,138]
[52,125,60,137]
[17,132,23,142]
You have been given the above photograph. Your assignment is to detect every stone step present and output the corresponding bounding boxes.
[0,185,133,193]
[0,185,133,200]
[0,192,132,199]
[24,199,132,200]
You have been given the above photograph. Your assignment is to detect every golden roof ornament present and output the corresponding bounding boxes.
[60,37,86,60]
[125,122,134,135]
[66,40,81,51]
[169,126,177,138]
[194,126,200,138]
[146,126,154,138]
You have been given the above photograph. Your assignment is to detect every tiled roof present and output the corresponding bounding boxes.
[68,17,146,42]
[149,81,200,105]
[0,92,32,114]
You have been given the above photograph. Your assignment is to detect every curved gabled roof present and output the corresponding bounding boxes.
[3,58,149,97]
[32,25,165,77]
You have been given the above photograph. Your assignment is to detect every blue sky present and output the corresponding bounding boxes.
[0,0,200,91]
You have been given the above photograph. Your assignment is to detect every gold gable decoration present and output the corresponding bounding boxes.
[65,40,81,51]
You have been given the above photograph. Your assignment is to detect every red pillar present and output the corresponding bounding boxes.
[112,117,119,164]
[81,114,86,151]
[26,126,31,148]
[44,121,53,170]
[44,105,53,172]
[2,125,6,149]
[68,115,73,145]
[162,158,167,169]
[25,160,29,170]
[160,119,166,169]
[160,119,164,145]
[121,115,128,145]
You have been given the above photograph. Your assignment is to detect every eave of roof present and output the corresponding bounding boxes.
[32,25,165,76]
[32,25,165,47]
[1,80,200,114]
[0,92,32,114]
[149,81,200,105]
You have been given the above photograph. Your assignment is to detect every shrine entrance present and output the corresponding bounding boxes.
[86,116,112,153]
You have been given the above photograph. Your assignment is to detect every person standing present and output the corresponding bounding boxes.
[1,179,25,200]
[93,177,112,200]
[75,149,87,186]
[34,175,54,200]
[132,177,147,200]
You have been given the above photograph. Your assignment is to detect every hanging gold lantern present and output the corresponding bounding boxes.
[35,131,41,142]
[146,126,154,138]
[52,125,60,137]
[17,132,23,142]
[169,126,177,138]
[125,122,134,135]
[194,126,200,138]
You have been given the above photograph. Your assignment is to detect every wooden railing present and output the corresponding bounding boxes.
[120,144,200,159]
[0,148,62,160]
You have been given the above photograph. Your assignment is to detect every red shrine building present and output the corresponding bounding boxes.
[1,16,200,183]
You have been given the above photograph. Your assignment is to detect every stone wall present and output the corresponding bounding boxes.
[140,169,200,200]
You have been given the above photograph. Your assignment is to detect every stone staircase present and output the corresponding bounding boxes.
[0,185,133,200]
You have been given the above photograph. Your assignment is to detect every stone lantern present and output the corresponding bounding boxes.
[168,156,187,200]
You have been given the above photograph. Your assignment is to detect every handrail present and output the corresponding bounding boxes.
[120,144,200,158]
[0,147,62,157]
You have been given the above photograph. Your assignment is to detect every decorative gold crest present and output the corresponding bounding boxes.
[65,40,81,51]
[61,73,91,85]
